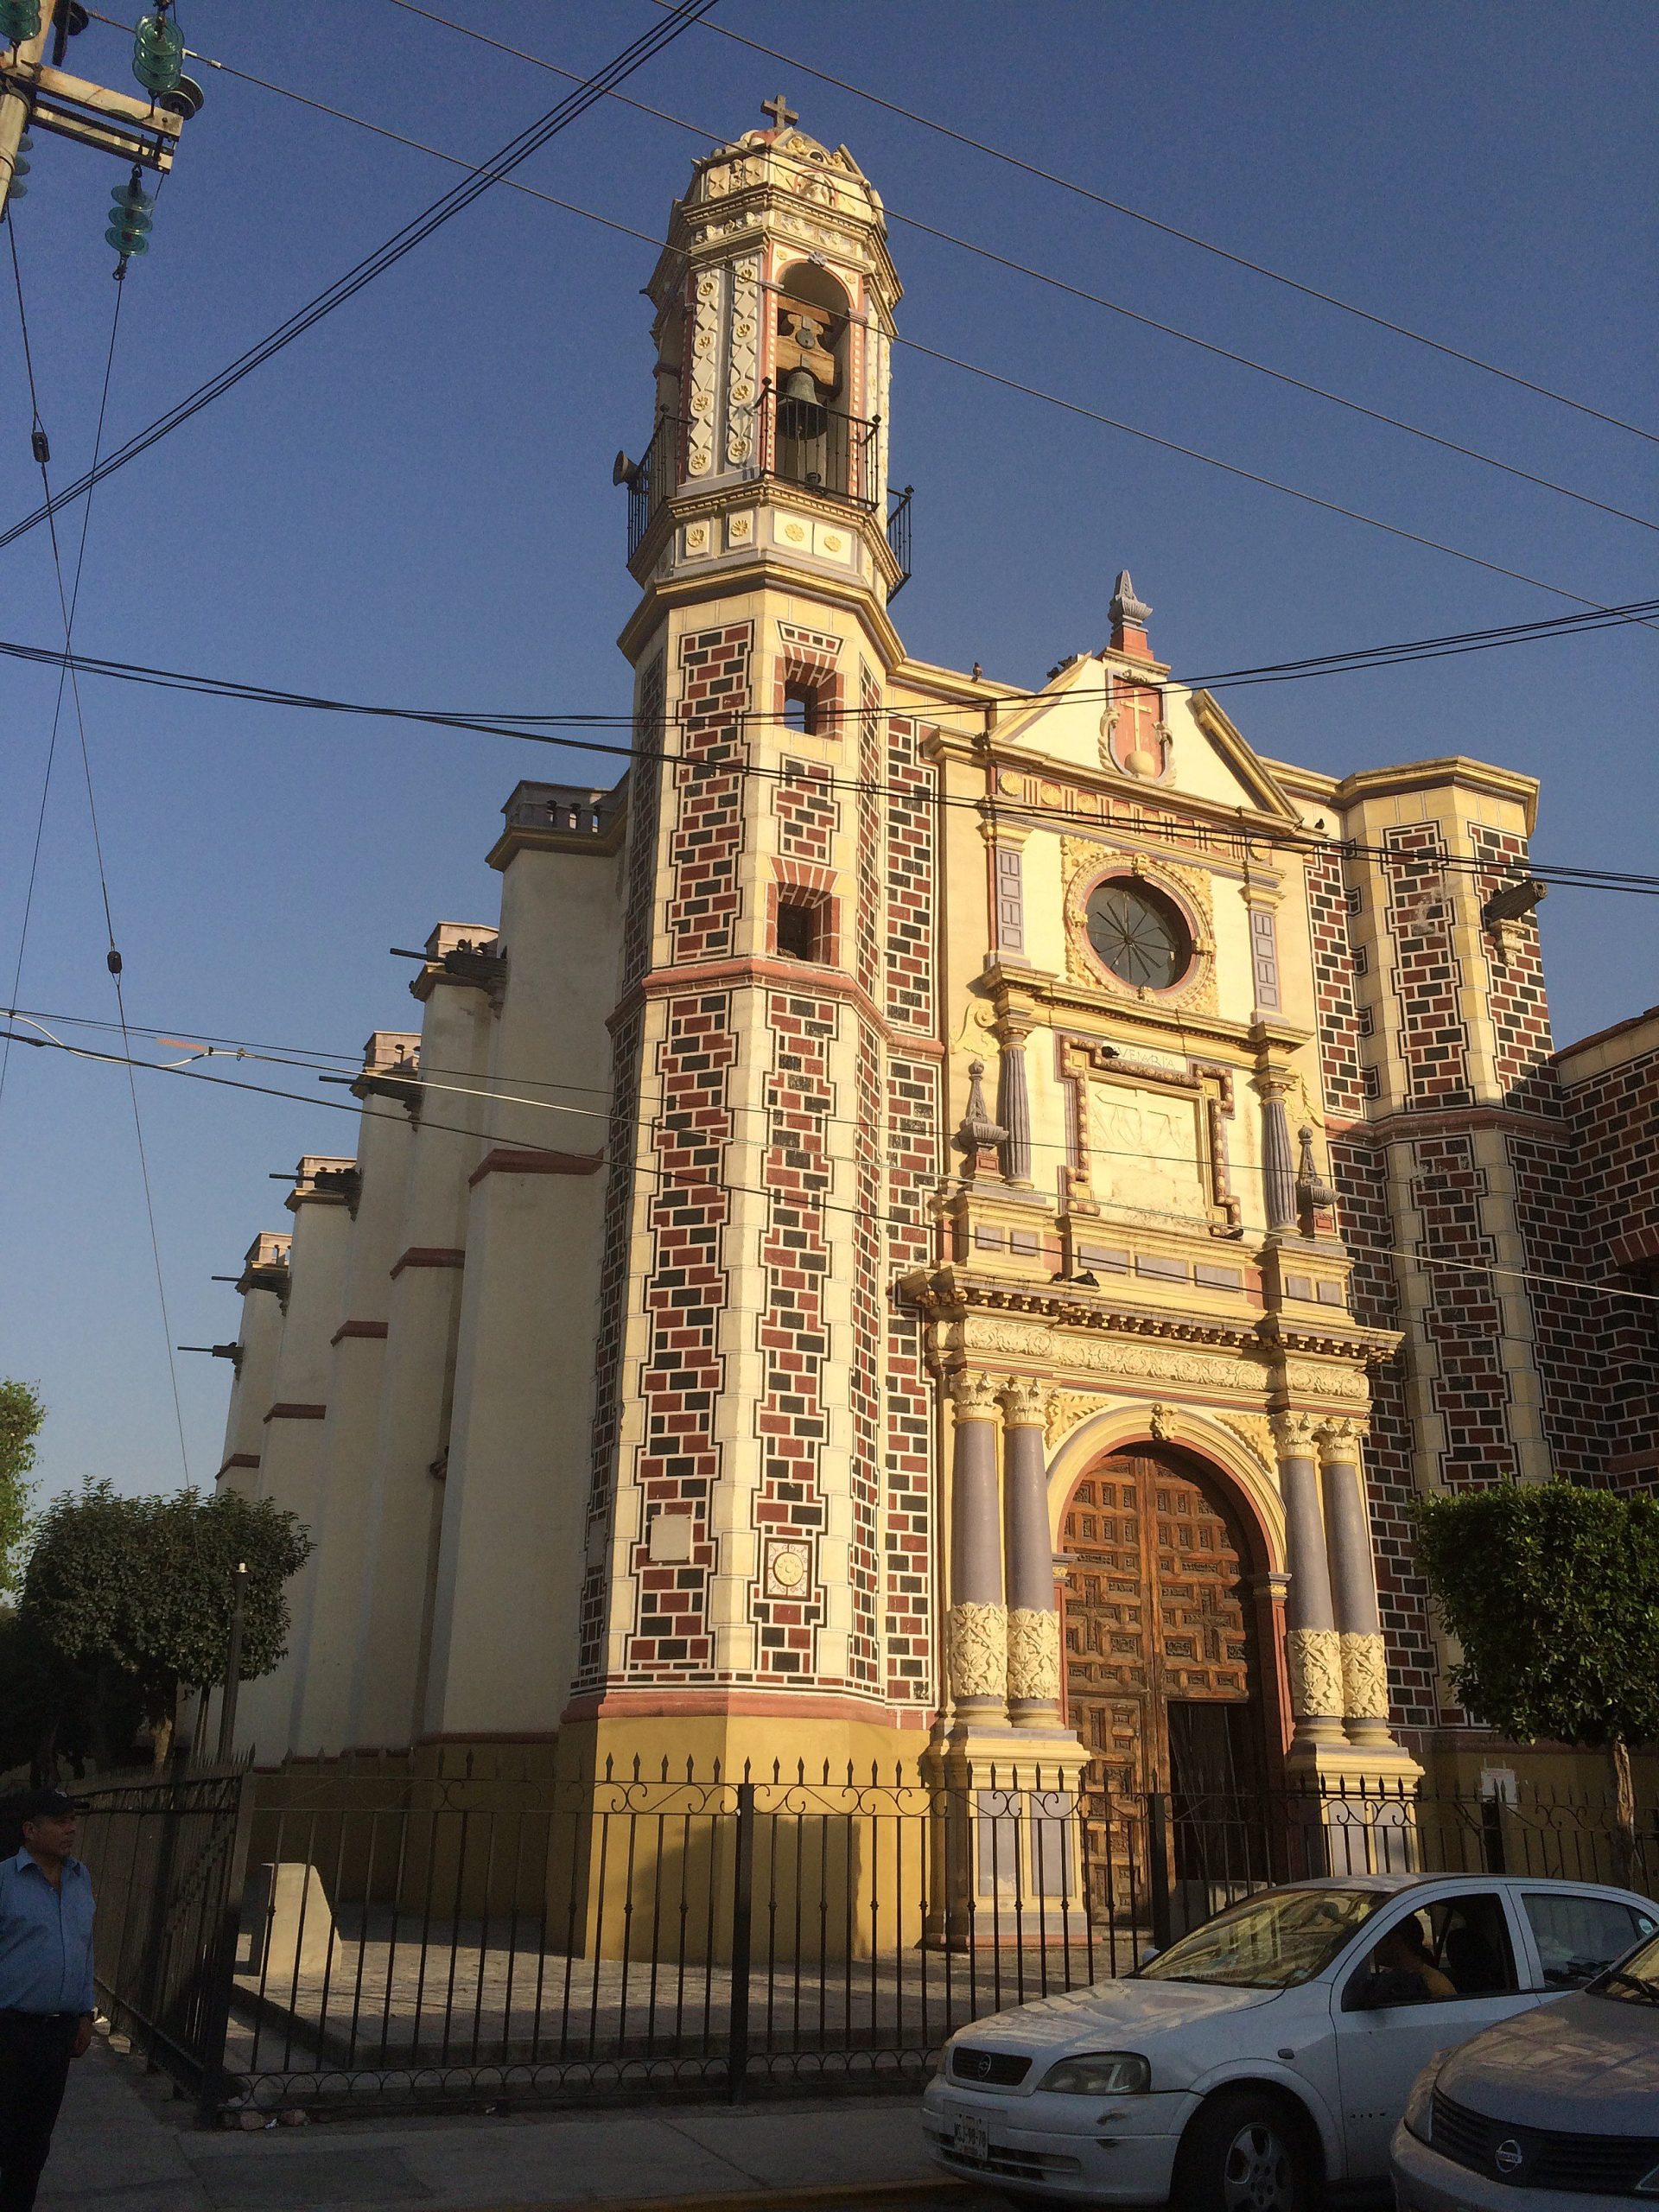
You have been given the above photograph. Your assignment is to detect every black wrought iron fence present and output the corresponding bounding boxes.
[66,1757,1659,2125]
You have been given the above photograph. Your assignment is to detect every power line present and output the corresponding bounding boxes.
[192,3,1655,542]
[644,0,1659,450]
[11,15,1652,636]
[0,0,720,555]
[8,1014,1657,1318]
[3,218,191,1483]
[5,626,1659,898]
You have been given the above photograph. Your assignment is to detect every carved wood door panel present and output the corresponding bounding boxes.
[1063,1450,1256,1798]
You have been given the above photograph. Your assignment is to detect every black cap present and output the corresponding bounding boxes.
[15,1788,77,1821]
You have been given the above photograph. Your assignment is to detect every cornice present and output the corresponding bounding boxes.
[610,952,946,1060]
[617,546,906,673]
[901,1265,1398,1369]
[1333,755,1540,833]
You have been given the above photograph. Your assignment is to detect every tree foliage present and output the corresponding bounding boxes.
[0,1380,44,1599]
[22,1483,313,1756]
[1414,1484,1659,1756]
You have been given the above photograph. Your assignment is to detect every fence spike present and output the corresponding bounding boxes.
[797,1759,805,1785]
[604,1754,614,1782]
[772,1759,780,1784]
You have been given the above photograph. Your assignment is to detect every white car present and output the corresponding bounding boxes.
[1394,1915,1659,2210]
[922,1872,1656,2208]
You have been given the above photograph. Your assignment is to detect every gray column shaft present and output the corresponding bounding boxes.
[1323,1458,1381,1636]
[1002,1422,1054,1614]
[997,1045,1032,1185]
[1262,1096,1297,1229]
[1281,1454,1336,1633]
[950,1418,1003,1607]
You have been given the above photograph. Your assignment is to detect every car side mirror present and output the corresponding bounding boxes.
[1347,1967,1426,2012]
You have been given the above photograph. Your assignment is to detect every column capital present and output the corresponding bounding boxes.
[950,1370,1001,1421]
[1252,1065,1299,1104]
[998,1376,1048,1428]
[1316,1415,1368,1466]
[1272,1410,1319,1459]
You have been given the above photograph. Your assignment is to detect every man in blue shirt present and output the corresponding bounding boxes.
[0,1787,96,2212]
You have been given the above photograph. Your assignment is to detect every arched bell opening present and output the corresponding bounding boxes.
[769,261,873,503]
[1058,1442,1281,1827]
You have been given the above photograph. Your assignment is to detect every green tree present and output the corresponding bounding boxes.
[22,1483,312,1766]
[1414,1484,1659,1865]
[0,1380,44,1597]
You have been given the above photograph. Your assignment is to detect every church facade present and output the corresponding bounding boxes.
[213,111,1656,1803]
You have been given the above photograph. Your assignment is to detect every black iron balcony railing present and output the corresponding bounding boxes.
[620,412,680,563]
[887,483,914,599]
[755,383,880,507]
[620,399,910,581]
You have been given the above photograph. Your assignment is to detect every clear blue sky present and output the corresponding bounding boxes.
[2,1,1654,1503]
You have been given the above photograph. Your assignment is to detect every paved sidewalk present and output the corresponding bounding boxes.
[37,2038,1003,2212]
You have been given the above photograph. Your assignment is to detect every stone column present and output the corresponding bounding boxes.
[1000,1379,1059,1730]
[995,1021,1033,1189]
[946,1371,1007,1722]
[1257,1072,1299,1231]
[1273,1413,1345,1748]
[1319,1419,1392,1748]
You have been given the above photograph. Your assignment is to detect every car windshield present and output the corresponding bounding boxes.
[1139,1886,1389,1989]
[1592,1929,1659,2006]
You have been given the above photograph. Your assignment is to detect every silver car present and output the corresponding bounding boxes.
[1394,1914,1659,2211]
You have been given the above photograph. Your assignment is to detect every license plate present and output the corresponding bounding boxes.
[952,2111,988,2162]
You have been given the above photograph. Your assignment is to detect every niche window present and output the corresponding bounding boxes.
[782,680,822,735]
[776,893,824,963]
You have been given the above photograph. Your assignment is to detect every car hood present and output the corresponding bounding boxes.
[1439,1993,1659,2135]
[952,1976,1285,2065]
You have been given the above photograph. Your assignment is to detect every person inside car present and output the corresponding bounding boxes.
[1370,1914,1456,2000]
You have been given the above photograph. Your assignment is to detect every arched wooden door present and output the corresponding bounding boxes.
[1060,1446,1264,1801]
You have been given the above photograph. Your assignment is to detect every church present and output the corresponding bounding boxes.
[213,105,1659,1808]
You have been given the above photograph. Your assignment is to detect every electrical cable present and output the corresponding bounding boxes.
[0,0,720,555]
[12,11,1653,636]
[4,627,1659,897]
[127,3,1659,542]
[6,1014,1656,1317]
[641,0,1659,450]
[3,220,192,1482]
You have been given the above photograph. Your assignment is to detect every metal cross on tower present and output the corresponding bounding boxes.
[760,92,798,131]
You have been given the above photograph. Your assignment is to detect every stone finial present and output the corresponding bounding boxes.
[1108,569,1153,656]
[957,1058,1007,1180]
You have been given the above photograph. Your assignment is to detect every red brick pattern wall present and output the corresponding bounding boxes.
[623,990,740,1675]
[1330,1135,1438,1732]
[1562,1039,1659,1484]
[670,625,752,965]
[1507,1128,1612,1483]
[752,989,837,1678]
[1383,825,1473,1107]
[882,715,940,1704]
[1411,1132,1518,1484]
[849,1027,884,1688]
[577,1001,645,1684]
[775,758,839,864]
[854,666,882,1000]
[1470,825,1557,1116]
[884,1055,938,1703]
[885,715,936,1035]
[1307,847,1367,1120]
[620,658,666,991]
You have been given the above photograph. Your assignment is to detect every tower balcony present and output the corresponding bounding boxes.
[621,397,912,592]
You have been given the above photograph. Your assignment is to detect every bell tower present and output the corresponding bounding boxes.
[617,97,905,610]
[566,106,942,1788]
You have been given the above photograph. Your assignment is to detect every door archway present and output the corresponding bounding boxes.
[1060,1445,1268,1802]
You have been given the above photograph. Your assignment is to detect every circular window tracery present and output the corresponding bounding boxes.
[1084,878,1192,990]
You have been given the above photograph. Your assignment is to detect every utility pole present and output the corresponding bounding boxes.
[1,0,197,231]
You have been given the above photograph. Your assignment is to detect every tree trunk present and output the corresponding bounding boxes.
[150,1710,173,1770]
[1611,1735,1637,1885]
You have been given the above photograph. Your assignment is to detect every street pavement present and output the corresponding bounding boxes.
[36,2032,1006,2212]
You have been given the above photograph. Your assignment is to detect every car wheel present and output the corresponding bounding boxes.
[1174,2089,1313,2212]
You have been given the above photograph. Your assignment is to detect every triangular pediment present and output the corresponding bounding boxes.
[991,658,1303,825]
